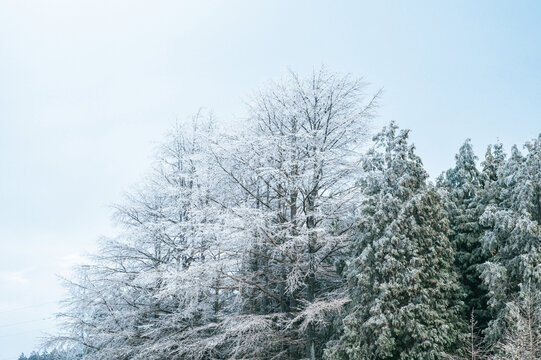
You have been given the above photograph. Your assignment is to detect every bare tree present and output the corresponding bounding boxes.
[448,311,488,360]
[490,283,541,360]
[212,68,379,359]
[50,70,379,359]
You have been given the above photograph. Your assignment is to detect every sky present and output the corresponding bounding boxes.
[0,0,540,358]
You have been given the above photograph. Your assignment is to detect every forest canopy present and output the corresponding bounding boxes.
[42,70,541,360]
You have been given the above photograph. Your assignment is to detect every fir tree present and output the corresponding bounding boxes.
[326,123,464,359]
[481,143,506,186]
[480,135,541,344]
[439,139,490,330]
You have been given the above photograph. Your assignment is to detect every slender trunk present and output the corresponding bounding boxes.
[306,195,317,360]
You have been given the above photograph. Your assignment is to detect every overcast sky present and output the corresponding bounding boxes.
[0,1,540,358]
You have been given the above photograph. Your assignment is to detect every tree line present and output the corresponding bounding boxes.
[41,70,540,359]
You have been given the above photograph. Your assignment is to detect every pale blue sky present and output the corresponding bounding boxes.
[0,1,540,358]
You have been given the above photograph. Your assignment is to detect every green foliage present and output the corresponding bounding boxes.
[479,136,541,344]
[326,123,464,359]
[439,139,490,330]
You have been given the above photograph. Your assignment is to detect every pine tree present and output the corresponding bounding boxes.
[326,123,464,359]
[439,139,490,330]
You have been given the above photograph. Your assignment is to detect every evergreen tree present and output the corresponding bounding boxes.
[326,123,464,359]
[480,135,541,344]
[439,139,490,330]
[480,143,506,186]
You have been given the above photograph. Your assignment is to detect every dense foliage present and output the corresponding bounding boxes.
[39,70,539,359]
[325,124,464,359]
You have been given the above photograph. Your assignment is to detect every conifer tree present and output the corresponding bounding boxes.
[439,139,490,330]
[480,135,541,344]
[326,123,464,359]
[480,143,506,186]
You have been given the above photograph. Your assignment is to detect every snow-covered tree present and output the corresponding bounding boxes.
[439,139,490,330]
[53,117,245,359]
[49,71,541,360]
[450,311,489,360]
[18,349,80,360]
[480,143,506,187]
[52,70,379,360]
[490,283,541,360]
[479,135,541,344]
[211,69,379,359]
[326,123,464,359]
